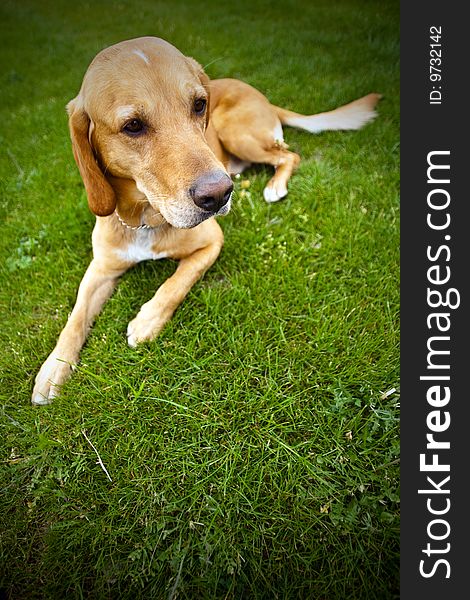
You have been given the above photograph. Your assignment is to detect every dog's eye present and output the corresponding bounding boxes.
[193,98,207,116]
[122,119,145,135]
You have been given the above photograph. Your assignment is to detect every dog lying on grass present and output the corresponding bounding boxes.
[32,36,380,404]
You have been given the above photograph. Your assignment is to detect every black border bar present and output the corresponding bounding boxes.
[401,3,468,597]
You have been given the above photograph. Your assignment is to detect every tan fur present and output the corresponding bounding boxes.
[32,36,380,404]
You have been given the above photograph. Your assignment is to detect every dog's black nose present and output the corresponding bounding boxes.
[190,171,233,212]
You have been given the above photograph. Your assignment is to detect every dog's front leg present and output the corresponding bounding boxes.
[127,222,223,347]
[32,259,127,405]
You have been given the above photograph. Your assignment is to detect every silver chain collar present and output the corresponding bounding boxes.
[115,210,154,231]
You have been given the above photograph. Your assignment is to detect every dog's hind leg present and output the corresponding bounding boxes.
[261,143,301,203]
[217,123,300,203]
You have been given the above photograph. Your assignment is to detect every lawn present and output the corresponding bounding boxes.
[0,0,400,598]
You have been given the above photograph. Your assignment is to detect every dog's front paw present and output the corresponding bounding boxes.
[32,355,73,405]
[127,305,168,348]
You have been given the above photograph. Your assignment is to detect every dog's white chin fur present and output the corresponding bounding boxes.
[162,196,232,229]
[216,198,231,216]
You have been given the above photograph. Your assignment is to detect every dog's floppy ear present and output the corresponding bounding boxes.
[67,98,116,217]
[186,57,211,129]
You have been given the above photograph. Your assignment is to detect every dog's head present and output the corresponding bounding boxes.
[67,37,232,228]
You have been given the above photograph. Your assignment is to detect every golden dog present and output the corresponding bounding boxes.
[32,36,380,404]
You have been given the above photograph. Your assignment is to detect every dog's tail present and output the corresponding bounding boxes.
[273,93,382,133]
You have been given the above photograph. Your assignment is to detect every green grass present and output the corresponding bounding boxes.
[0,0,399,598]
